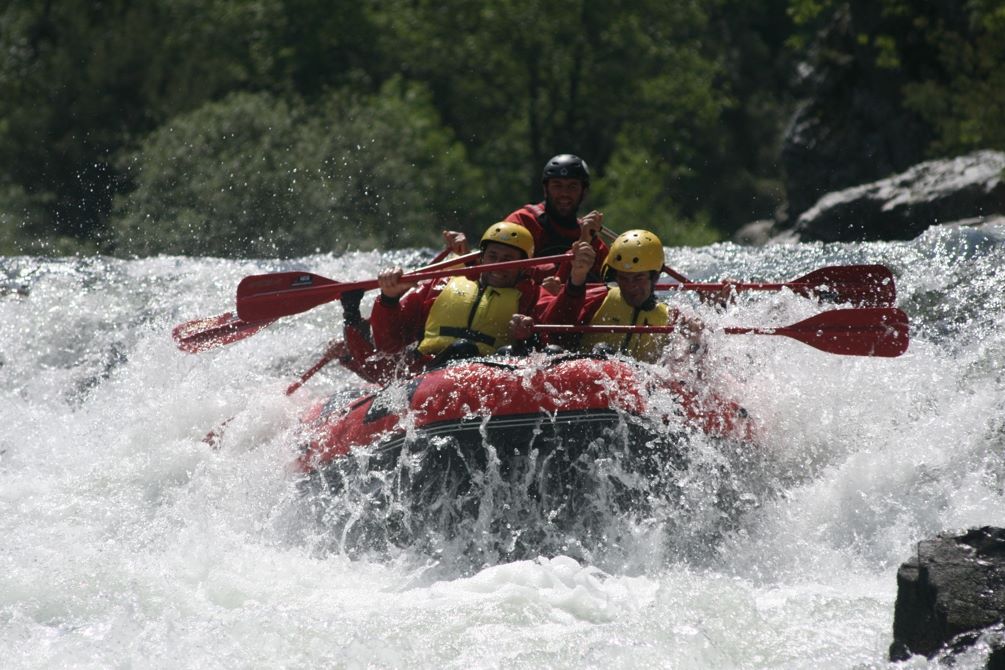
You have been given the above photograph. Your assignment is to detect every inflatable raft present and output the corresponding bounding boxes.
[292,352,756,556]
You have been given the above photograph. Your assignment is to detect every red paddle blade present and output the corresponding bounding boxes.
[792,265,896,306]
[172,312,275,353]
[236,272,361,322]
[202,415,235,449]
[726,307,910,357]
[655,264,897,306]
[237,252,480,323]
[536,308,909,357]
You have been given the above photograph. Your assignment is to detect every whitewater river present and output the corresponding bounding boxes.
[2,223,1004,668]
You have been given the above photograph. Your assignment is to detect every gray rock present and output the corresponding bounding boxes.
[890,526,1005,665]
[788,150,1005,242]
[730,219,775,246]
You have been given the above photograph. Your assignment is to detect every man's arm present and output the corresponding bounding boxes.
[508,240,604,344]
[370,268,430,354]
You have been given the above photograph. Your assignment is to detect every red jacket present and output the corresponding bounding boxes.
[505,202,609,280]
[371,276,544,356]
[538,281,607,349]
[537,281,680,352]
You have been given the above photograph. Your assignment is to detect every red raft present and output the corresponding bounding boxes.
[294,352,755,480]
[292,352,757,556]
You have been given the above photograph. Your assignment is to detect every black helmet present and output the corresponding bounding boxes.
[542,154,590,187]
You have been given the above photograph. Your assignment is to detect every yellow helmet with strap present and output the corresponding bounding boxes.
[480,221,535,258]
[602,229,664,274]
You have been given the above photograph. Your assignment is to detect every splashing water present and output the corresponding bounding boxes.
[2,224,1003,668]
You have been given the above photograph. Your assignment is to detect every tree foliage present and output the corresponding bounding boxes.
[787,0,1005,156]
[0,0,1001,257]
[113,84,484,257]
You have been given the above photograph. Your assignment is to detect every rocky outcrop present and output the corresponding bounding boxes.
[770,150,1005,243]
[730,219,774,246]
[780,86,929,228]
[890,527,1005,666]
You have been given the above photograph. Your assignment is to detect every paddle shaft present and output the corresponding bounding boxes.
[283,249,477,386]
[652,264,895,306]
[384,251,570,285]
[658,281,811,292]
[535,324,679,334]
[236,252,572,322]
[532,307,909,357]
[412,249,480,273]
[285,339,346,395]
[599,226,894,306]
[176,249,479,353]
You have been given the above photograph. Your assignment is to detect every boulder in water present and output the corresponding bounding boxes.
[890,526,1005,666]
[786,150,1005,243]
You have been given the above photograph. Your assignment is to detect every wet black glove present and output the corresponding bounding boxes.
[340,289,365,326]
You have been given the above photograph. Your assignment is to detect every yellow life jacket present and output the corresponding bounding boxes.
[580,286,672,362]
[418,276,522,356]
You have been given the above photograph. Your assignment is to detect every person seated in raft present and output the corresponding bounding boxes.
[509,230,705,365]
[504,153,609,288]
[368,221,545,375]
[336,230,470,384]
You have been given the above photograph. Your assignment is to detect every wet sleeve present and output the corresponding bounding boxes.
[539,281,587,325]
[504,205,545,255]
[589,238,610,281]
[370,289,427,354]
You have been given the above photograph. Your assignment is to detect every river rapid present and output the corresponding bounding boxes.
[2,223,1004,669]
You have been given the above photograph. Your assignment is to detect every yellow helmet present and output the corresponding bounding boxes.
[480,221,535,258]
[603,229,665,274]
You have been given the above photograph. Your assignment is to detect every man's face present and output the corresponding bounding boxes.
[615,270,654,308]
[480,242,524,287]
[544,178,585,217]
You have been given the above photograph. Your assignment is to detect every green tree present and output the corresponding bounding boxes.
[596,144,719,247]
[111,83,485,257]
[900,2,1005,154]
[786,0,1005,155]
[309,79,492,249]
[370,0,797,238]
[0,1,275,243]
[15,0,1004,256]
[0,0,386,253]
[369,0,734,227]
[0,181,94,255]
[112,92,311,257]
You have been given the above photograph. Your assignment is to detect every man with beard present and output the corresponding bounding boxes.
[505,154,609,282]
